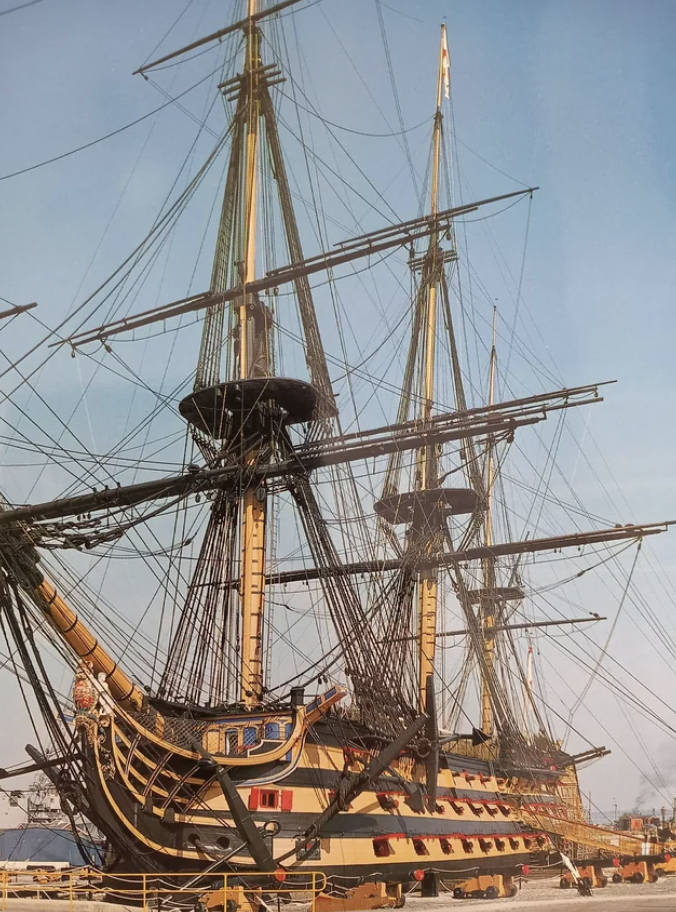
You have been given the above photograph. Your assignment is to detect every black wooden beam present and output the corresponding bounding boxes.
[0,302,37,322]
[0,383,600,529]
[134,0,305,75]
[267,522,672,585]
[62,191,535,348]
[391,615,606,642]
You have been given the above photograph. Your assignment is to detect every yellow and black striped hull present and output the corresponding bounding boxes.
[75,698,558,884]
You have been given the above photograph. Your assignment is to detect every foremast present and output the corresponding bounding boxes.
[172,0,339,709]
[238,0,267,708]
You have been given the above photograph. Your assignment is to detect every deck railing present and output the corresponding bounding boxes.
[0,868,327,912]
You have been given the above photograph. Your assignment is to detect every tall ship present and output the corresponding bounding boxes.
[0,0,671,895]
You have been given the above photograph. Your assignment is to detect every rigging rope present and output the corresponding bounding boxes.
[0,0,49,16]
[0,68,226,183]
[568,540,643,720]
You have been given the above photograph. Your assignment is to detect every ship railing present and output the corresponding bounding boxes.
[0,868,327,912]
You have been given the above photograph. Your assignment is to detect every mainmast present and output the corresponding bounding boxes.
[372,26,456,716]
[416,25,447,711]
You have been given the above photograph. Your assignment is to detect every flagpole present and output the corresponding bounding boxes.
[435,26,443,114]
[440,23,450,106]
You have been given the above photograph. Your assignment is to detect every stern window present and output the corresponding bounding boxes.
[260,789,279,809]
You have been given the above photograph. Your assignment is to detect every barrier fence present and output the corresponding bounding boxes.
[0,868,327,912]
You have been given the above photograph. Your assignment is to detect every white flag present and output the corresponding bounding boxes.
[441,26,451,99]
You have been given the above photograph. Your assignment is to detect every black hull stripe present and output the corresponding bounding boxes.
[87,763,548,882]
[106,774,535,852]
[262,765,506,802]
[195,812,524,838]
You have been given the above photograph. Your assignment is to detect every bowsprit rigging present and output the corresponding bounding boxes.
[0,1,673,896]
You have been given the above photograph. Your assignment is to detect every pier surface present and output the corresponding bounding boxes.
[4,875,676,912]
[411,874,676,910]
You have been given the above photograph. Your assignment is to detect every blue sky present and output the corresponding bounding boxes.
[1,0,676,821]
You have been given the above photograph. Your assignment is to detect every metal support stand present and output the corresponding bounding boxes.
[421,872,438,898]
[452,873,518,900]
[612,855,662,884]
[559,862,608,889]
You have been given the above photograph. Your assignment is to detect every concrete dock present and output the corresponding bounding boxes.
[3,875,676,912]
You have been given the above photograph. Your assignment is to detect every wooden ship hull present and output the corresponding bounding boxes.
[73,692,552,882]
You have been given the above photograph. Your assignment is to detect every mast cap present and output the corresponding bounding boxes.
[179,377,321,439]
[465,586,525,604]
[374,487,480,525]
